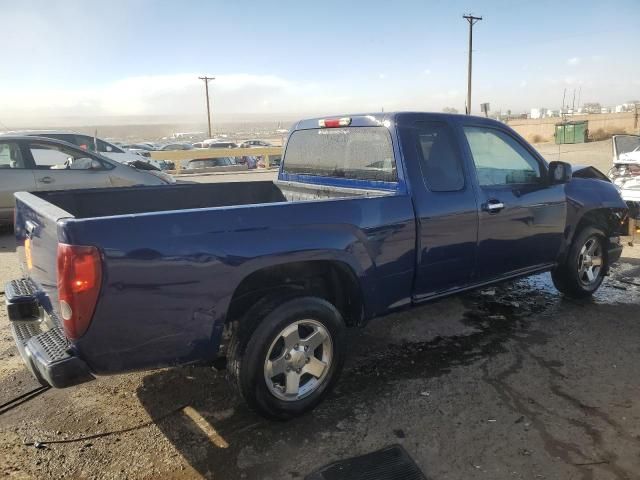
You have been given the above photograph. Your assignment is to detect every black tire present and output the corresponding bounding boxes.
[227,296,346,420]
[552,226,608,298]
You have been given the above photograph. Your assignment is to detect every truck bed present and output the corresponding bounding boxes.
[13,179,415,375]
[33,181,390,219]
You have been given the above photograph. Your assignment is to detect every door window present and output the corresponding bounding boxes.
[464,127,542,186]
[414,122,465,191]
[28,142,106,170]
[0,142,27,169]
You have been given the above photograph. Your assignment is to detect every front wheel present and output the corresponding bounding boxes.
[552,226,608,298]
[227,296,346,420]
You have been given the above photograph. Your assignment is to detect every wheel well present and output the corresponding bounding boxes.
[227,260,364,328]
[574,208,620,239]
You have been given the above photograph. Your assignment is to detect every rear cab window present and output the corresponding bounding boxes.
[282,126,397,183]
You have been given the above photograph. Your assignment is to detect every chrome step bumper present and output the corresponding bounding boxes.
[6,279,94,388]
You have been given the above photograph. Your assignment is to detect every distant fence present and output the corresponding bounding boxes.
[149,146,284,173]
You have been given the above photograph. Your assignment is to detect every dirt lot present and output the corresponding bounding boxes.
[534,139,614,174]
[1,139,640,480]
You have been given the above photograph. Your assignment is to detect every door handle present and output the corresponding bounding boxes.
[38,176,54,184]
[484,200,505,213]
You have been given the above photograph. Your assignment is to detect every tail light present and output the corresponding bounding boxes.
[57,244,102,340]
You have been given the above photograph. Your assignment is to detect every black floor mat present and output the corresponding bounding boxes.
[305,444,427,480]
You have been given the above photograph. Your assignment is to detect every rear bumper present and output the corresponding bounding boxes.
[5,279,94,388]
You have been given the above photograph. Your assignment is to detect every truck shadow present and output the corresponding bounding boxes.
[136,275,558,479]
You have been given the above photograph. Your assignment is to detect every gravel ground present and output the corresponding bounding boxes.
[1,139,639,479]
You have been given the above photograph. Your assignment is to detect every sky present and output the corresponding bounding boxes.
[1,0,639,126]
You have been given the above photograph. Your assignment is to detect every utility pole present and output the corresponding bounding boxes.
[577,87,582,112]
[198,76,215,138]
[463,14,482,115]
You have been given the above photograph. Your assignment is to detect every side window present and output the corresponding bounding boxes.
[96,139,121,153]
[28,143,105,170]
[74,135,96,152]
[463,127,542,186]
[0,142,27,169]
[414,122,465,192]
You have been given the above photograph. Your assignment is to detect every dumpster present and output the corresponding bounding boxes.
[555,120,588,144]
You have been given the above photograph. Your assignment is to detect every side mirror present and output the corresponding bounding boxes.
[90,159,102,170]
[106,145,113,152]
[548,161,572,184]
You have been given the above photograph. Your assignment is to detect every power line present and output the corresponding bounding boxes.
[198,76,215,138]
[463,14,482,115]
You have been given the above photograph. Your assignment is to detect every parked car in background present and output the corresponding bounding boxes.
[239,139,272,148]
[126,142,158,151]
[193,139,239,149]
[4,131,140,160]
[120,143,155,157]
[157,143,193,151]
[5,132,175,183]
[208,141,239,149]
[187,157,242,170]
[0,136,172,225]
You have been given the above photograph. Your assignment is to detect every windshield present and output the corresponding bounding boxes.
[614,135,640,161]
[127,160,160,171]
[282,126,396,182]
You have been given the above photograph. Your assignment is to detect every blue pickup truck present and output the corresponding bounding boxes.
[6,113,627,419]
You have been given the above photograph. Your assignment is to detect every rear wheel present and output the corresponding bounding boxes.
[552,226,608,298]
[227,296,346,419]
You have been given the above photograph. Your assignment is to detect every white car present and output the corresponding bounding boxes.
[0,136,174,225]
[609,134,640,204]
[3,131,175,183]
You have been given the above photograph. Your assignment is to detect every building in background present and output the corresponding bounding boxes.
[530,108,545,119]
